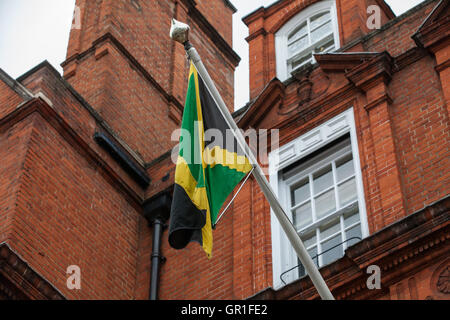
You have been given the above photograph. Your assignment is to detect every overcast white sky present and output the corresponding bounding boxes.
[0,0,426,110]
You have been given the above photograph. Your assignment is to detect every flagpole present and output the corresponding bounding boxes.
[170,19,335,300]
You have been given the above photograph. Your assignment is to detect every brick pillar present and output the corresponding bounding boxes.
[429,40,450,116]
[347,53,406,231]
[365,84,406,227]
[246,25,268,100]
[65,0,85,59]
[60,0,238,164]
[412,0,449,115]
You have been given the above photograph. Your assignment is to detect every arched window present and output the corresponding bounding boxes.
[275,1,340,80]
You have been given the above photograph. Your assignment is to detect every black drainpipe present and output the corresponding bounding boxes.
[143,191,171,300]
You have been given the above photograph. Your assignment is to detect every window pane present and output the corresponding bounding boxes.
[303,232,317,248]
[298,246,318,278]
[336,154,355,182]
[313,165,333,195]
[297,264,306,278]
[288,35,309,55]
[320,219,341,240]
[291,179,310,206]
[293,202,312,230]
[288,22,308,42]
[338,178,357,207]
[288,36,309,55]
[310,11,331,30]
[346,224,362,247]
[308,247,318,266]
[315,37,335,54]
[311,21,332,43]
[291,53,313,70]
[344,210,360,228]
[315,189,336,219]
[321,234,343,266]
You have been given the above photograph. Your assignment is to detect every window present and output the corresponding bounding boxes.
[283,136,362,278]
[269,109,368,288]
[275,0,340,81]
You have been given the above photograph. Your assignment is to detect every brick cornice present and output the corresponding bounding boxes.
[0,68,34,101]
[276,84,356,143]
[242,6,266,26]
[0,243,65,300]
[238,78,285,128]
[62,33,185,114]
[18,60,147,169]
[392,47,428,72]
[436,58,450,72]
[345,52,394,92]
[243,0,318,30]
[364,93,393,112]
[250,195,450,300]
[413,18,450,52]
[245,28,268,43]
[374,0,396,19]
[244,48,416,142]
[180,0,241,67]
[0,97,144,209]
[185,0,237,13]
[315,52,380,72]
[346,197,450,268]
[412,0,449,51]
[315,47,424,76]
[316,49,425,75]
[221,0,237,13]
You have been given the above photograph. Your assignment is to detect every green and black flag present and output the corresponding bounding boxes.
[168,62,252,258]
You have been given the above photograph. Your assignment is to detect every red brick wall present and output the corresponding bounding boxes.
[6,112,144,299]
[58,0,235,299]
[230,179,273,299]
[386,258,449,300]
[66,46,178,162]
[363,3,435,56]
[1,0,447,301]
[63,0,237,164]
[388,55,449,214]
[11,0,238,300]
[159,201,235,299]
[0,80,26,120]
[195,0,234,46]
[156,0,449,300]
[19,66,145,198]
[227,0,449,298]
[0,117,34,244]
[0,60,156,299]
[336,0,392,46]
[244,0,393,98]
[355,0,449,219]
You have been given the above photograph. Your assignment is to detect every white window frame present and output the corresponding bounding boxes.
[268,108,368,289]
[275,0,340,81]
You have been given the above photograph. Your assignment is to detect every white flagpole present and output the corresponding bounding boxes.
[170,19,335,300]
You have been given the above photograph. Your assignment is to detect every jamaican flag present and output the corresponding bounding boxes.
[168,63,252,258]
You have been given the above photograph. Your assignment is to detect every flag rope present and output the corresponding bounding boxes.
[213,166,255,228]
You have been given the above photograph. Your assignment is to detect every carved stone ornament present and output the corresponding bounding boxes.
[292,62,314,106]
[436,266,450,294]
[282,62,331,115]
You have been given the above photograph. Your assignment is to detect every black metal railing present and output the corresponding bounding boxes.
[280,237,362,285]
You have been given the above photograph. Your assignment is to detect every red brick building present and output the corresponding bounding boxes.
[0,0,448,300]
